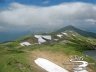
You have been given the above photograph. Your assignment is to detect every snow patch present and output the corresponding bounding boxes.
[38,37,46,44]
[54,39,59,41]
[35,58,69,72]
[34,35,51,44]
[57,34,63,38]
[20,42,31,46]
[42,36,52,40]
[62,32,68,36]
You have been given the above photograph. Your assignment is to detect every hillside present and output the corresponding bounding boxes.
[0,25,96,72]
[0,39,96,72]
[56,25,96,38]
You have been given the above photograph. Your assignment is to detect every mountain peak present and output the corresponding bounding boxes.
[55,25,96,38]
[64,25,74,28]
[56,25,77,32]
[63,25,76,30]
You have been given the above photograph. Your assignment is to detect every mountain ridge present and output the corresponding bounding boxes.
[55,25,96,38]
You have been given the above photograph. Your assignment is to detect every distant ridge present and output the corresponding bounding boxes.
[56,25,96,38]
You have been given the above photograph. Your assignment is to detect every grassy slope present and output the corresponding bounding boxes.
[0,42,32,72]
[0,42,95,72]
[0,36,96,72]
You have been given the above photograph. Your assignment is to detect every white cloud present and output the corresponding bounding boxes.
[0,2,96,32]
[85,19,96,24]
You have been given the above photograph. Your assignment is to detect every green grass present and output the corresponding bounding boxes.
[0,38,96,72]
[0,44,32,72]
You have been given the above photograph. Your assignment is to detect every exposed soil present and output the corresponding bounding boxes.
[28,50,94,72]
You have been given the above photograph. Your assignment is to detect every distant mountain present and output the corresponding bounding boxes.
[56,25,96,38]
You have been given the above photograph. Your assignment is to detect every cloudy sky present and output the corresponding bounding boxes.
[0,0,96,33]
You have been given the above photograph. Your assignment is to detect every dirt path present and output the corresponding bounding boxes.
[28,50,94,72]
[28,50,73,72]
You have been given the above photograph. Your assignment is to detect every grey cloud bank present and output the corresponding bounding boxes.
[0,2,96,33]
